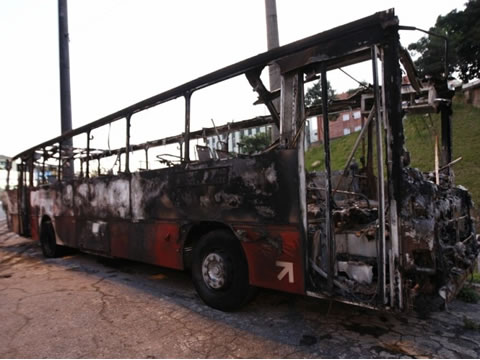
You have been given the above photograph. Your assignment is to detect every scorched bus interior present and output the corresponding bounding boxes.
[5,9,478,312]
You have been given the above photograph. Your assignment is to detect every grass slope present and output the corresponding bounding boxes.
[306,97,480,209]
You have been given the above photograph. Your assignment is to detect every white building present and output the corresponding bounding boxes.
[204,124,272,156]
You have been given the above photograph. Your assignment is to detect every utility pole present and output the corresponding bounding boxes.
[58,0,74,178]
[265,0,280,92]
[264,0,280,140]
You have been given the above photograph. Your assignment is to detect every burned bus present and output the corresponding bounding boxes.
[4,10,478,312]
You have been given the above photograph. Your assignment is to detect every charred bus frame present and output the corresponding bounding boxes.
[5,9,477,312]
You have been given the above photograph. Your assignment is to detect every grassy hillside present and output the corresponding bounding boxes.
[306,97,480,210]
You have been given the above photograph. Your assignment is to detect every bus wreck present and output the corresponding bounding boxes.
[5,9,478,312]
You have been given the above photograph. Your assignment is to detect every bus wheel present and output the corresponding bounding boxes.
[40,221,61,258]
[192,230,256,311]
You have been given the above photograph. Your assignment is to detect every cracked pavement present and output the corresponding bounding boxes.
[1,219,480,358]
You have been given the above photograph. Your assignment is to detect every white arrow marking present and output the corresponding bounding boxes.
[276,261,294,283]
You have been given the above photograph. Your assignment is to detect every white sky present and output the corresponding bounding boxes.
[0,0,467,159]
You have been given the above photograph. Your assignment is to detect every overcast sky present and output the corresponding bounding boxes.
[0,0,467,158]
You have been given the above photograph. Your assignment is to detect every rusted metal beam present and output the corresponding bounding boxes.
[58,142,62,181]
[42,149,46,184]
[184,92,192,163]
[440,100,453,170]
[372,45,386,305]
[279,72,300,146]
[246,69,280,127]
[321,66,335,293]
[382,29,404,309]
[86,131,91,178]
[6,161,11,190]
[145,148,149,170]
[86,115,275,162]
[333,105,375,194]
[125,115,131,173]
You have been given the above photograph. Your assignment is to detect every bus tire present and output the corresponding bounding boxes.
[40,221,62,258]
[192,230,256,311]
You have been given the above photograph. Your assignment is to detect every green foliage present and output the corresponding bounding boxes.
[472,272,480,284]
[239,132,271,154]
[408,0,480,81]
[458,286,480,304]
[306,133,358,172]
[305,79,336,107]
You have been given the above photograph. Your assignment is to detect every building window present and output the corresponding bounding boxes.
[354,125,361,132]
[342,114,349,121]
[353,111,361,119]
[343,128,351,135]
[248,128,252,135]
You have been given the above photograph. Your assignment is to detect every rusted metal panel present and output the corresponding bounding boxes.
[109,222,129,259]
[11,215,20,234]
[132,150,301,225]
[74,175,130,219]
[54,216,76,247]
[399,168,477,308]
[236,224,304,294]
[29,215,39,241]
[110,222,182,269]
[77,219,110,254]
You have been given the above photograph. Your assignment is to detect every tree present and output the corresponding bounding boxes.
[304,79,336,107]
[408,0,480,81]
[239,132,271,154]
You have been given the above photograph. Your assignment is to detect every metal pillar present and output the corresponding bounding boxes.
[125,115,131,173]
[321,66,335,293]
[184,92,192,163]
[372,46,386,305]
[440,101,453,171]
[86,131,91,177]
[382,29,405,309]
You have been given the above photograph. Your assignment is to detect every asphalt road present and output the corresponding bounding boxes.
[1,219,480,358]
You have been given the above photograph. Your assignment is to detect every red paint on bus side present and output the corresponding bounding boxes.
[110,221,183,270]
[30,216,39,241]
[235,225,305,295]
[144,222,183,269]
[110,222,129,259]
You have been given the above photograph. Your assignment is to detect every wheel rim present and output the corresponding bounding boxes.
[202,253,227,289]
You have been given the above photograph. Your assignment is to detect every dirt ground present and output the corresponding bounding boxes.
[1,219,480,358]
